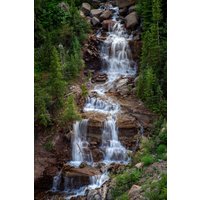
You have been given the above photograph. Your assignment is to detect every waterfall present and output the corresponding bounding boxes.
[70,119,93,167]
[101,116,128,163]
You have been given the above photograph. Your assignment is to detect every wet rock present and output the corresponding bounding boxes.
[91,9,103,18]
[102,19,116,30]
[125,12,138,29]
[81,3,91,16]
[128,5,136,13]
[128,185,143,200]
[91,73,108,83]
[116,0,136,8]
[100,10,112,21]
[91,16,100,26]
[87,189,101,200]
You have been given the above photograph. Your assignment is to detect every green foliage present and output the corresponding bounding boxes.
[34,0,90,129]
[141,154,155,166]
[116,193,129,200]
[49,47,66,108]
[81,83,88,97]
[136,0,166,116]
[111,169,141,199]
[44,140,54,151]
[62,95,81,122]
[145,174,167,200]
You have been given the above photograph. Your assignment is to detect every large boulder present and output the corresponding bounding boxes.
[91,16,100,26]
[91,9,103,17]
[116,0,135,8]
[100,10,112,21]
[102,19,116,30]
[119,7,128,16]
[125,12,138,29]
[81,3,91,16]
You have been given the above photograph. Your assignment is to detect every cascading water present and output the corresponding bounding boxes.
[70,119,93,167]
[101,116,128,163]
[51,4,137,199]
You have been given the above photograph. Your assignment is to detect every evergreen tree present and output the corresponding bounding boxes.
[49,47,66,107]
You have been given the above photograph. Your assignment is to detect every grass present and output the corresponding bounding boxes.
[111,169,141,200]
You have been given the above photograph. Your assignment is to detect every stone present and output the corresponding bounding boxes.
[102,20,116,30]
[125,12,138,29]
[87,189,101,200]
[80,10,85,18]
[81,3,91,16]
[119,7,128,16]
[135,162,144,169]
[100,10,112,21]
[91,9,103,18]
[91,16,100,26]
[116,0,135,8]
[128,185,142,200]
[91,73,108,83]
[128,5,136,13]
[58,2,69,12]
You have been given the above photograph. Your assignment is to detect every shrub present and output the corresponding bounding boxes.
[111,169,141,199]
[145,174,167,200]
[141,154,155,166]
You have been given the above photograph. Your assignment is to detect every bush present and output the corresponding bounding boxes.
[145,174,167,200]
[156,144,166,155]
[111,169,141,199]
[81,83,88,98]
[141,154,155,166]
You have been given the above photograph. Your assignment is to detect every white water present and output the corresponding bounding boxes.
[70,119,93,167]
[101,116,128,163]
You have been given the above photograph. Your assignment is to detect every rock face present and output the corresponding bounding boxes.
[81,3,91,16]
[102,19,116,30]
[128,185,143,200]
[92,16,100,26]
[91,9,103,17]
[125,12,138,29]
[100,10,112,21]
[87,190,101,200]
[116,0,135,8]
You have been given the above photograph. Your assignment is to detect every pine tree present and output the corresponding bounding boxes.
[49,47,66,107]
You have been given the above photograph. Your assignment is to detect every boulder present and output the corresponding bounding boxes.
[128,185,143,200]
[125,12,138,29]
[102,20,116,30]
[100,10,112,21]
[91,73,108,83]
[128,5,136,13]
[91,9,103,17]
[80,10,85,18]
[81,3,91,16]
[91,16,100,26]
[119,7,128,16]
[116,0,135,8]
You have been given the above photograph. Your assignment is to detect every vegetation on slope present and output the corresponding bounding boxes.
[34,0,91,128]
